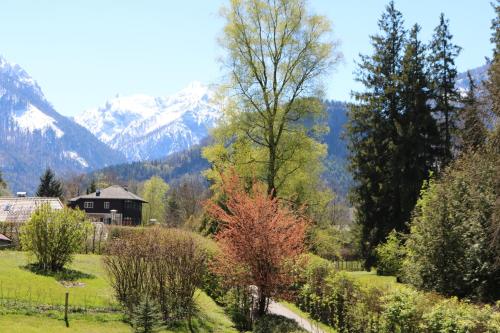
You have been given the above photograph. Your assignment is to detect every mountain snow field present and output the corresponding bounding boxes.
[75,81,221,161]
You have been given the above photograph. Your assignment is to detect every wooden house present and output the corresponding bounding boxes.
[68,185,147,226]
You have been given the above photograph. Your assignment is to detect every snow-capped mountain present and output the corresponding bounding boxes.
[75,81,221,161]
[0,55,126,193]
[456,63,490,94]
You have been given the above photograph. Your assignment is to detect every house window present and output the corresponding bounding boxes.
[104,202,110,209]
[84,201,93,209]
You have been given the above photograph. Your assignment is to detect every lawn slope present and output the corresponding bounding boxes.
[0,251,237,333]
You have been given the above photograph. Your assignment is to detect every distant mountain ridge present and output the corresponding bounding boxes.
[75,82,221,162]
[0,57,488,195]
[0,56,126,193]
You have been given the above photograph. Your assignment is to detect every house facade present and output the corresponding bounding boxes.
[68,185,146,226]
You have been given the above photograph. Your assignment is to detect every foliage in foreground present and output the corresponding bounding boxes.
[403,149,500,301]
[20,205,90,272]
[103,227,207,324]
[205,173,308,316]
[294,257,500,333]
[375,230,404,277]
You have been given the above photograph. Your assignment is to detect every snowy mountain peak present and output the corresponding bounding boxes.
[0,55,126,192]
[75,82,221,161]
[0,55,43,98]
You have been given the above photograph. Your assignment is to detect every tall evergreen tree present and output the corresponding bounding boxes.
[347,1,406,269]
[399,24,440,224]
[487,0,500,151]
[428,13,462,167]
[486,0,500,266]
[36,168,63,198]
[460,71,487,151]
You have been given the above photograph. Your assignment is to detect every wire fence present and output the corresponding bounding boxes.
[331,260,364,271]
[0,283,120,313]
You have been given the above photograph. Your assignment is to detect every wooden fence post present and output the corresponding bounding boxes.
[64,292,69,327]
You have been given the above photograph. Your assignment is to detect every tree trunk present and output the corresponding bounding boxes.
[256,287,267,317]
[267,140,277,198]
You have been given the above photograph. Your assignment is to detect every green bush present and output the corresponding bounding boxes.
[375,230,404,276]
[296,265,363,332]
[294,256,499,333]
[403,151,499,301]
[224,287,253,332]
[253,314,307,333]
[20,205,90,271]
[380,289,425,333]
[422,298,492,333]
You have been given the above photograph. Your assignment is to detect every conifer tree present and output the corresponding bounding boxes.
[36,168,63,198]
[347,1,406,268]
[460,71,487,151]
[131,296,164,333]
[487,0,500,151]
[428,13,462,167]
[486,0,500,265]
[399,24,440,224]
[86,178,97,194]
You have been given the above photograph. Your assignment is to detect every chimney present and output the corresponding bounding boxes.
[16,192,27,197]
[96,189,101,197]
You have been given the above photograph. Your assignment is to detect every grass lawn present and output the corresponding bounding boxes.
[346,270,403,290]
[0,250,115,308]
[306,253,403,290]
[0,292,236,333]
[0,250,237,333]
[0,314,131,333]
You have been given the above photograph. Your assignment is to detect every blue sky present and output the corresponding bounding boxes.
[0,0,494,116]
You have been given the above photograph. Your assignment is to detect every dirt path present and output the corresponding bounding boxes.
[267,300,326,333]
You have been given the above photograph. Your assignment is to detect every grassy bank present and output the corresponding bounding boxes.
[0,250,237,333]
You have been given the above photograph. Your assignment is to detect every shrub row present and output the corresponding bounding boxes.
[294,257,500,333]
[103,227,206,324]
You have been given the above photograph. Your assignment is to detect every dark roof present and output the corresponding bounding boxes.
[69,185,147,203]
[0,197,64,223]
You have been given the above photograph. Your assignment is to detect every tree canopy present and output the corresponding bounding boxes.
[140,176,169,225]
[203,0,340,210]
